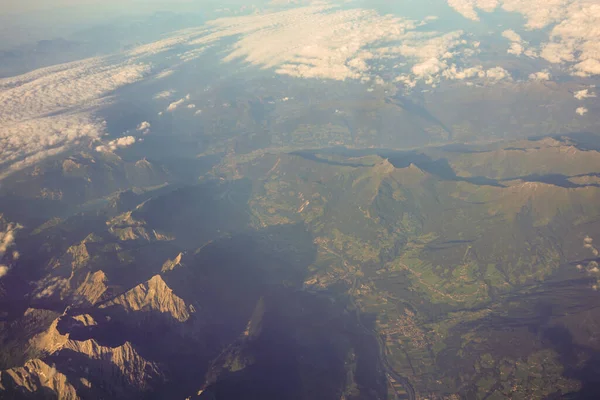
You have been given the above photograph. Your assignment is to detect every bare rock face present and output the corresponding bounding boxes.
[100,274,194,323]
[1,311,162,399]
[73,270,108,306]
[161,252,184,272]
[27,314,69,357]
[0,358,78,399]
[61,338,162,391]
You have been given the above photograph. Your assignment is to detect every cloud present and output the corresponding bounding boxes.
[0,3,562,179]
[529,70,552,81]
[0,220,22,279]
[153,90,176,100]
[167,98,186,112]
[502,29,538,57]
[485,66,511,80]
[187,104,196,109]
[136,121,151,135]
[199,6,477,86]
[448,0,600,77]
[0,23,225,179]
[448,0,568,27]
[502,29,523,43]
[576,107,588,116]
[572,59,600,77]
[442,64,512,82]
[574,89,597,100]
[0,58,150,177]
[447,0,499,21]
[95,136,137,153]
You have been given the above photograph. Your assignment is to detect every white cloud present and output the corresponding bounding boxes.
[154,70,175,80]
[507,42,524,56]
[541,2,600,76]
[447,0,499,21]
[136,121,151,135]
[95,136,137,153]
[485,66,511,80]
[442,64,511,82]
[576,106,588,116]
[200,6,474,85]
[574,89,597,100]
[448,0,600,77]
[502,29,538,57]
[167,98,186,112]
[448,0,569,27]
[153,90,176,100]
[572,59,600,77]
[1,3,561,179]
[187,104,196,109]
[502,29,522,43]
[529,70,552,81]
[0,58,150,177]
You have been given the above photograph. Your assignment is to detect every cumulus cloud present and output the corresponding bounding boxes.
[195,6,482,86]
[502,29,538,57]
[574,89,597,100]
[529,70,552,81]
[485,66,511,80]
[448,0,600,77]
[540,2,600,77]
[166,98,186,112]
[95,136,137,153]
[442,64,511,82]
[448,0,567,27]
[136,121,151,135]
[576,107,588,116]
[502,29,522,43]
[447,0,499,21]
[187,104,196,109]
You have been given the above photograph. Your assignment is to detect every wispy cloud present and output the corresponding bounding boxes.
[153,90,176,100]
[0,220,22,279]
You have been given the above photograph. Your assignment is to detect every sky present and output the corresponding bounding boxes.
[0,0,196,14]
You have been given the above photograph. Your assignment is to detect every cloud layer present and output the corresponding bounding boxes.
[447,0,600,77]
[1,2,597,178]
[0,56,151,179]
